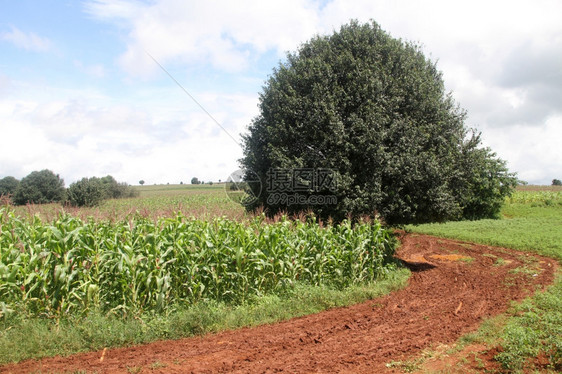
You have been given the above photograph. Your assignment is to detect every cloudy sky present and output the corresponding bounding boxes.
[1,0,561,185]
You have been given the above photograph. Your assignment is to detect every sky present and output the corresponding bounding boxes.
[0,0,561,186]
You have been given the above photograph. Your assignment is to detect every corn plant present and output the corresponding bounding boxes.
[0,208,396,318]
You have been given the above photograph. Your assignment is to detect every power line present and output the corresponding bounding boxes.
[144,50,241,147]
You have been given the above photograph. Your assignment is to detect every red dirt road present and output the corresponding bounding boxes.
[1,234,556,373]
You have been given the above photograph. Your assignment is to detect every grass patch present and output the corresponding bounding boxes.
[0,267,410,364]
[408,203,561,260]
[407,189,562,372]
[495,274,562,372]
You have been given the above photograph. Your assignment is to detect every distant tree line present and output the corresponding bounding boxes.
[0,170,138,207]
[190,177,214,185]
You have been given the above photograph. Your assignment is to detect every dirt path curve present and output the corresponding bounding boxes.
[1,234,557,374]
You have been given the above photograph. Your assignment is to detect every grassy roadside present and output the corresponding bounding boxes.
[407,190,562,372]
[0,267,410,365]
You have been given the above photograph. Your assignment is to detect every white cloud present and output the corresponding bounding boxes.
[0,26,52,52]
[481,115,562,184]
[0,84,257,185]
[85,0,321,76]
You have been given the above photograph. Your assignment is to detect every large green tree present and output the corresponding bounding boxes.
[240,20,517,225]
[13,170,66,205]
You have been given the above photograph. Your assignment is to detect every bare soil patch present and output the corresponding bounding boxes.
[1,233,556,373]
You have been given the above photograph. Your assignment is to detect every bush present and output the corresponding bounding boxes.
[100,175,138,199]
[553,179,562,186]
[240,20,517,224]
[13,170,65,205]
[67,177,106,207]
[68,176,138,207]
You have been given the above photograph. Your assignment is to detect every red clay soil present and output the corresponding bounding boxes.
[1,233,557,374]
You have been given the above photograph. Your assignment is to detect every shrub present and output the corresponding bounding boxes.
[100,175,138,199]
[68,176,138,207]
[67,177,106,207]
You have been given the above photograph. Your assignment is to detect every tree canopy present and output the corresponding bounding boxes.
[0,176,20,197]
[240,20,517,225]
[13,170,66,205]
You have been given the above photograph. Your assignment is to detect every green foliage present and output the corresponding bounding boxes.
[139,180,145,185]
[191,177,200,185]
[495,279,562,372]
[0,209,396,318]
[12,170,65,205]
[100,175,138,199]
[553,179,562,186]
[241,20,516,224]
[67,176,138,207]
[67,177,107,207]
[0,176,20,198]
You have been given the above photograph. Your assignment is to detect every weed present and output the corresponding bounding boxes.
[495,257,507,266]
[149,361,167,369]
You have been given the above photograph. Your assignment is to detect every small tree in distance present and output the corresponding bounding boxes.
[553,179,562,186]
[139,180,145,185]
[191,177,200,185]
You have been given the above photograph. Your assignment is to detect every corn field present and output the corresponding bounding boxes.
[0,208,396,318]
[508,190,562,205]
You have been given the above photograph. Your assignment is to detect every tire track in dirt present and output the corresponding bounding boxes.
[1,234,556,373]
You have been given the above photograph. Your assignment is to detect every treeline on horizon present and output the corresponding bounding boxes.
[0,169,137,207]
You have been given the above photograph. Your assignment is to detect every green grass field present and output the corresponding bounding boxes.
[408,187,562,372]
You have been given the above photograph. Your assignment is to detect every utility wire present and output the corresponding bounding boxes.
[144,49,241,147]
